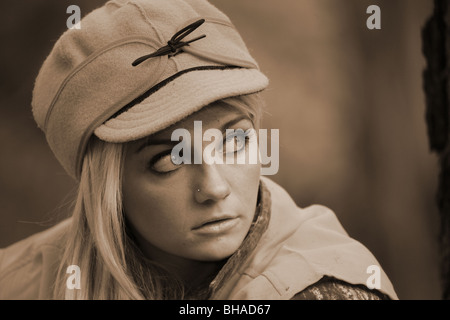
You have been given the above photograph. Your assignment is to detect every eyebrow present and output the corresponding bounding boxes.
[136,138,176,153]
[136,115,252,153]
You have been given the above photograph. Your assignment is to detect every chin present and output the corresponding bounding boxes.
[192,238,245,262]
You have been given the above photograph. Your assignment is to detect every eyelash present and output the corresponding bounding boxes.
[148,131,254,175]
[147,150,174,175]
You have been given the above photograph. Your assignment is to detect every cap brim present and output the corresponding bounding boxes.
[94,68,268,143]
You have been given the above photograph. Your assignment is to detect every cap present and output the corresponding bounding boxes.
[31,0,269,180]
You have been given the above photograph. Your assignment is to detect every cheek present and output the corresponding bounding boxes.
[227,163,261,210]
[122,173,188,244]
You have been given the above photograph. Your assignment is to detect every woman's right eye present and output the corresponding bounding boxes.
[150,152,182,174]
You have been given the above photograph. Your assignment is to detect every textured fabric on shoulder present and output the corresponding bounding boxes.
[292,276,390,300]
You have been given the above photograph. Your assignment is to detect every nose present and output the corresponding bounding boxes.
[194,163,231,204]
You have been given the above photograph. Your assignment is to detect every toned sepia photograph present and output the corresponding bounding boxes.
[0,0,445,302]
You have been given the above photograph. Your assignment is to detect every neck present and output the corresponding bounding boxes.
[131,231,224,291]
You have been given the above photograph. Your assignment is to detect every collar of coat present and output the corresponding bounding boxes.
[207,177,398,300]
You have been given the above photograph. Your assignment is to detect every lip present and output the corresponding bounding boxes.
[192,216,240,235]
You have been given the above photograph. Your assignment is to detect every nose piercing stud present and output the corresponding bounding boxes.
[197,189,200,192]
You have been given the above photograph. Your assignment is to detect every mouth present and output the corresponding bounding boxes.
[192,216,240,235]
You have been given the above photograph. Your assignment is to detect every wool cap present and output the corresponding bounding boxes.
[32,0,269,180]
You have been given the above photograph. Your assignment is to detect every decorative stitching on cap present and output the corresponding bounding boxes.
[203,17,235,28]
[128,1,165,44]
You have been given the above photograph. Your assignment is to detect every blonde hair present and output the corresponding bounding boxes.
[54,93,263,299]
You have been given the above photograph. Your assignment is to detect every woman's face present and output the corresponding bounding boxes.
[122,103,261,264]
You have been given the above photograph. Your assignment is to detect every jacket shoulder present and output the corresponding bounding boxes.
[230,177,398,300]
[0,219,71,299]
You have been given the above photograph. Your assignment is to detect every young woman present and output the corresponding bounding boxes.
[0,0,397,300]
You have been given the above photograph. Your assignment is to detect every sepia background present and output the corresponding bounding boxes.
[0,0,439,299]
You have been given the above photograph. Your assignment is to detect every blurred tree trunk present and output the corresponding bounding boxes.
[423,0,450,300]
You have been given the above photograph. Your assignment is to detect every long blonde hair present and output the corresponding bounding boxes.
[54,93,264,299]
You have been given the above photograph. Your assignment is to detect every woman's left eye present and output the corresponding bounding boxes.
[223,130,249,154]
